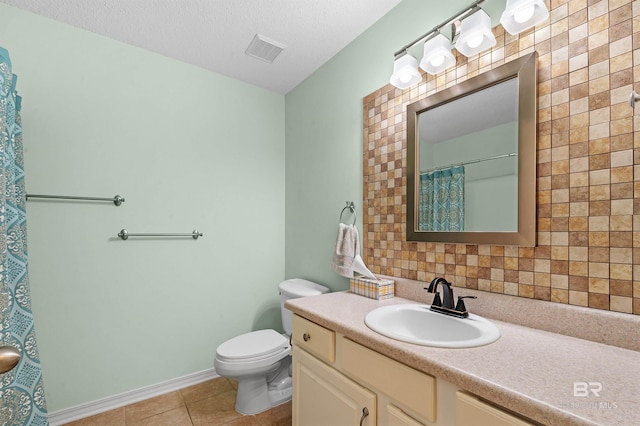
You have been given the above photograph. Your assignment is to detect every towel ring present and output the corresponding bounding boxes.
[339,201,357,225]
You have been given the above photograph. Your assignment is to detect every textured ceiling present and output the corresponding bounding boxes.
[1,0,402,94]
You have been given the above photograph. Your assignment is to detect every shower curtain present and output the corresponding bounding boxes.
[0,47,49,425]
[419,166,465,231]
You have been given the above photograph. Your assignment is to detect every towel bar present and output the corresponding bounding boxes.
[26,193,125,206]
[118,229,203,240]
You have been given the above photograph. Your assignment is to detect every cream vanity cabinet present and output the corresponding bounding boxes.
[455,392,535,426]
[292,314,435,425]
[293,345,376,425]
[292,314,536,426]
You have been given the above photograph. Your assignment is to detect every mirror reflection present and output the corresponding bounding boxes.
[406,52,537,246]
[418,77,518,232]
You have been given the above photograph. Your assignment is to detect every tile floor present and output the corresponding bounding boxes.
[64,377,292,426]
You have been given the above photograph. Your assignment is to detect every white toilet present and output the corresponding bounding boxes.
[214,278,329,415]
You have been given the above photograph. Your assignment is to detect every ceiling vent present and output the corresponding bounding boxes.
[245,34,286,63]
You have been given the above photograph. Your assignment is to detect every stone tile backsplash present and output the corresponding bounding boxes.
[362,0,640,315]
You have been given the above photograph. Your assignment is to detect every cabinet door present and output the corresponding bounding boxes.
[456,392,534,426]
[386,404,424,426]
[292,345,376,426]
[341,337,436,423]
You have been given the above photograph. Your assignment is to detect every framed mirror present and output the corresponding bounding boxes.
[406,52,537,246]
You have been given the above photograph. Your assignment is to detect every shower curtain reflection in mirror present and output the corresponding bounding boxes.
[0,47,49,425]
[419,166,465,231]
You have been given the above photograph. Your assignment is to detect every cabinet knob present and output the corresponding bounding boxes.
[359,407,369,426]
[303,333,311,342]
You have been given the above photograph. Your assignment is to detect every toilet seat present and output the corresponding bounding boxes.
[215,329,291,376]
[216,329,289,363]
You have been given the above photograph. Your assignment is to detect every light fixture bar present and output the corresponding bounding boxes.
[393,0,486,58]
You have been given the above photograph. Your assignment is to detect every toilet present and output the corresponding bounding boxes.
[214,278,329,415]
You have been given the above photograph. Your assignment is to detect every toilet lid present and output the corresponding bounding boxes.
[216,329,289,361]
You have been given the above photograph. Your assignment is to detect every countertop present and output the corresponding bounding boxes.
[286,291,640,426]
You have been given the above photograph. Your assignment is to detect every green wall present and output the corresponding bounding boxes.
[0,0,509,414]
[284,0,506,288]
[0,3,285,412]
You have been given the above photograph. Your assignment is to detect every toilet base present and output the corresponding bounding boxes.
[235,376,292,415]
[267,383,292,410]
[232,357,292,415]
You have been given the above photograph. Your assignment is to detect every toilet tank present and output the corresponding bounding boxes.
[279,278,329,335]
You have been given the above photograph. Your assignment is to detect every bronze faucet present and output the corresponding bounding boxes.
[425,277,477,318]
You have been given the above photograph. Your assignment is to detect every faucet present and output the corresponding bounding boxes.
[426,277,455,309]
[424,277,477,318]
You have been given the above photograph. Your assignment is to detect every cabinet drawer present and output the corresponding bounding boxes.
[292,314,335,363]
[341,337,435,423]
[456,392,535,426]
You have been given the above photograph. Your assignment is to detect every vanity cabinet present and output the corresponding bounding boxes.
[456,392,534,426]
[292,314,434,426]
[292,315,374,425]
[292,345,376,425]
[292,313,538,426]
[386,404,425,426]
[341,337,436,423]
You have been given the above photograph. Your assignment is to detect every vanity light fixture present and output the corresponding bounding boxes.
[500,0,549,35]
[454,9,496,57]
[389,52,422,89]
[389,0,549,89]
[419,33,456,75]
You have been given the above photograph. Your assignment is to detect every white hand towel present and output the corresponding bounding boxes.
[331,223,377,279]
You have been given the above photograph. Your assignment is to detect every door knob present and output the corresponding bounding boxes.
[630,90,640,108]
[0,346,20,374]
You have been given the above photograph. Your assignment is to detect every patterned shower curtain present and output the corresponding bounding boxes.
[419,166,465,231]
[0,47,49,425]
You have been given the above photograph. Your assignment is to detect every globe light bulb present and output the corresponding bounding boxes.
[399,72,412,84]
[514,5,535,23]
[467,34,484,49]
[430,54,446,67]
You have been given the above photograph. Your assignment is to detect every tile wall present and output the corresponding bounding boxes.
[362,0,640,315]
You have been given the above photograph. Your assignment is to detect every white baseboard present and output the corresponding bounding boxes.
[47,368,219,425]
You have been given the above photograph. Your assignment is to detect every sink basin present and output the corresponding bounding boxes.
[364,304,500,348]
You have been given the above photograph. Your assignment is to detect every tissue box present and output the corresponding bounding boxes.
[350,277,394,300]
